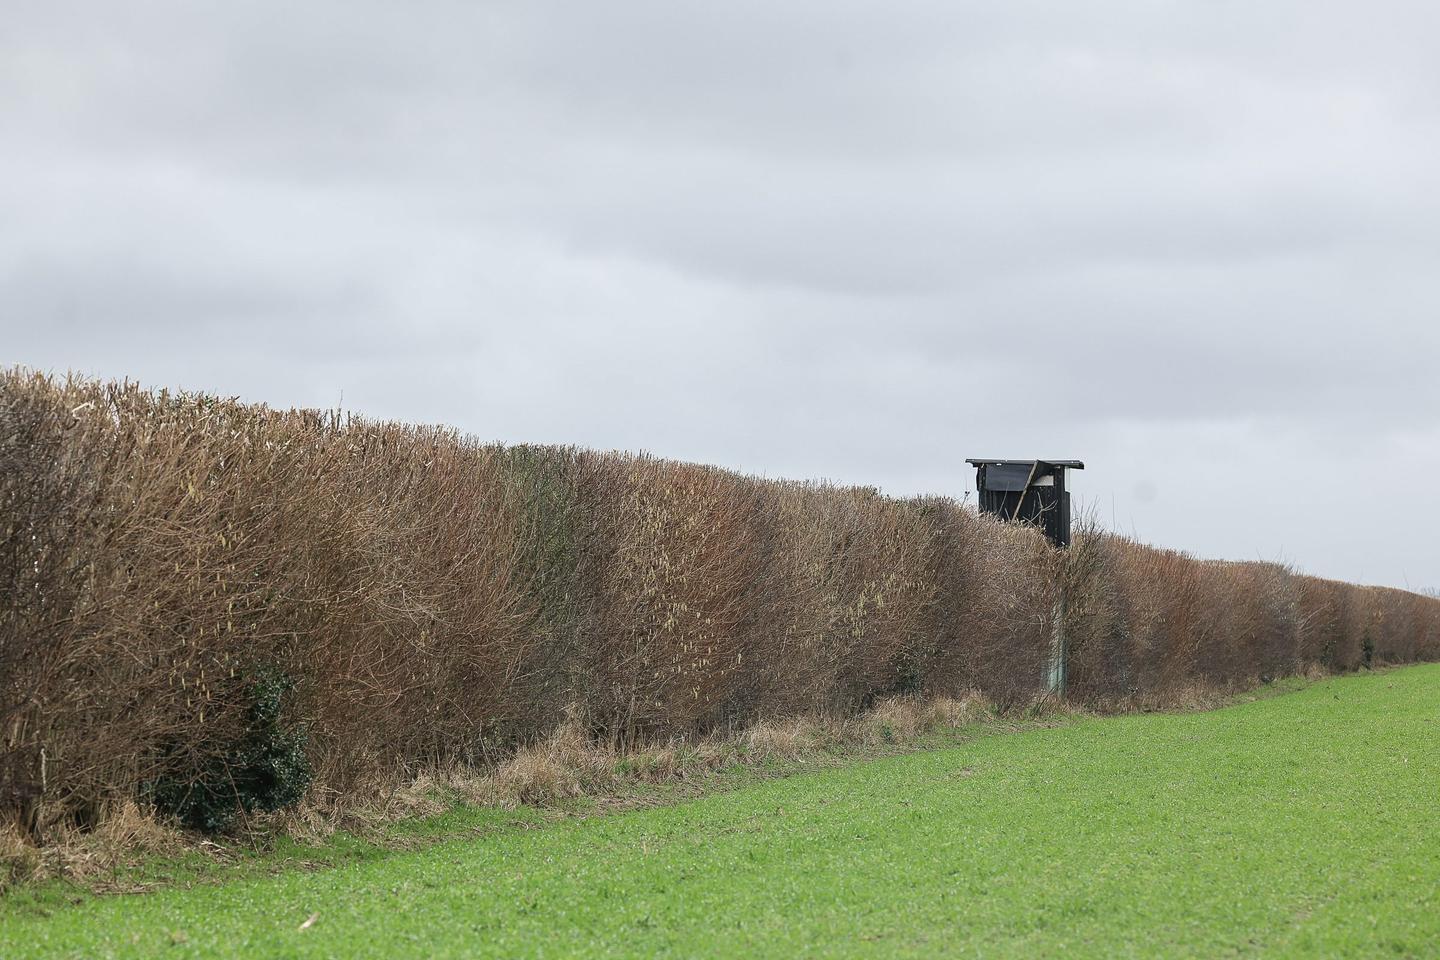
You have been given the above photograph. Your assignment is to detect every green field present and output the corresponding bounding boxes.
[5,665,1440,959]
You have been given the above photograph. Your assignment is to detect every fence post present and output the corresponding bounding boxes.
[1048,595,1067,696]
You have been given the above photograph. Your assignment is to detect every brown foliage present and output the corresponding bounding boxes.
[4,370,1440,838]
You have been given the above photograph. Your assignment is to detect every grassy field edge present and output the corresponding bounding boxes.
[6,664,1440,958]
[3,670,1319,910]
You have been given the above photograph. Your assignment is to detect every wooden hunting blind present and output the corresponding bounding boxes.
[967,459,1084,548]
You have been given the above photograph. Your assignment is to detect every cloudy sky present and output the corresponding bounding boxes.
[4,2,1438,589]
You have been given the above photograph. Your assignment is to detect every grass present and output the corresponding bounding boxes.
[4,666,1439,958]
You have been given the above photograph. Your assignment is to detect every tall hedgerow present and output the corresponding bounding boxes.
[3,368,1439,838]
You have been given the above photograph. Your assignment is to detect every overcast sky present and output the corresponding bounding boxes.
[4,2,1438,590]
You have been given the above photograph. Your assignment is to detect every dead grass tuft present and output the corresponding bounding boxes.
[0,827,40,892]
[743,717,827,759]
[1,801,187,890]
[920,693,995,727]
[492,723,615,806]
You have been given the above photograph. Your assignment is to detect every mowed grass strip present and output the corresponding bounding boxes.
[6,666,1440,959]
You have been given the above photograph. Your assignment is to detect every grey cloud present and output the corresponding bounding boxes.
[3,0,1439,589]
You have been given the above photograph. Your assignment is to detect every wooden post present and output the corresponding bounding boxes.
[1048,594,1067,697]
